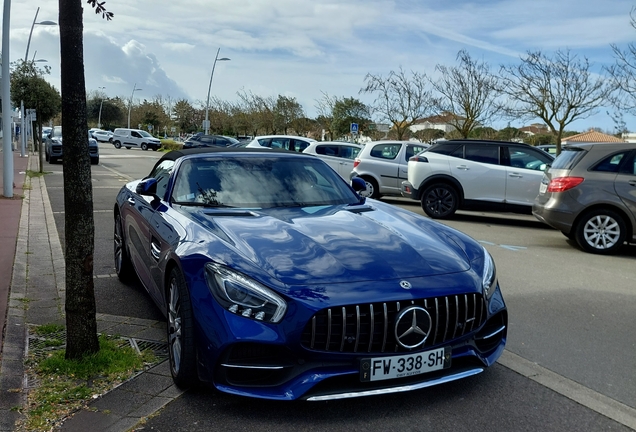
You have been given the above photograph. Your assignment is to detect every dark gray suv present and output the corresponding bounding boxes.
[533,142,636,254]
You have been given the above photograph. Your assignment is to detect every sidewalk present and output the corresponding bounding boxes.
[0,151,183,431]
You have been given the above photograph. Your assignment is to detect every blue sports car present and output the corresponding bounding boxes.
[114,148,507,401]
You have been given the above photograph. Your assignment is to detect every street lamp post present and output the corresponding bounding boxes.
[204,48,230,135]
[97,86,105,129]
[127,83,142,128]
[24,7,56,63]
[2,0,13,197]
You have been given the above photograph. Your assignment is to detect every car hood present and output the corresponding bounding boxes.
[183,204,472,286]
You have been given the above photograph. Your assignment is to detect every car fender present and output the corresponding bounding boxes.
[570,202,635,241]
[350,169,381,186]
[417,174,465,201]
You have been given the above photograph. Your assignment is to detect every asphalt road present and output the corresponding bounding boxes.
[43,143,636,431]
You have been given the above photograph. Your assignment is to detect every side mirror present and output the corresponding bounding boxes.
[351,177,367,192]
[135,178,159,197]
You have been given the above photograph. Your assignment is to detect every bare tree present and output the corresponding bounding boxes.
[360,67,434,140]
[60,0,112,359]
[500,50,612,154]
[432,50,502,138]
[607,7,636,118]
[314,91,337,140]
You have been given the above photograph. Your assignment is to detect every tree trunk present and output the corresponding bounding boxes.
[59,0,99,359]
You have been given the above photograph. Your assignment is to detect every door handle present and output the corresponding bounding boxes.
[456,165,469,170]
[508,173,523,178]
[127,198,135,205]
[629,180,636,186]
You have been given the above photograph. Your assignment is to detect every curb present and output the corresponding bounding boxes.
[0,154,183,431]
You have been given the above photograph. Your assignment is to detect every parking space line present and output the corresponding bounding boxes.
[479,240,527,251]
[499,350,636,430]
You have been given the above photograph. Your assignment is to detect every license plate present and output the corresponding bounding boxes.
[360,347,451,382]
[539,183,547,194]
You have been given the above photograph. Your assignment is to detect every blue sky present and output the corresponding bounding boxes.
[6,0,636,132]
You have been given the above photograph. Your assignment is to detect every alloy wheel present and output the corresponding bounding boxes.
[582,215,621,250]
[424,185,457,218]
[114,218,124,273]
[168,278,182,375]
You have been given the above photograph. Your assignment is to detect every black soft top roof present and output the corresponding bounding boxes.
[158,146,301,162]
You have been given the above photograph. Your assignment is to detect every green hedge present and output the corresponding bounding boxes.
[159,140,184,152]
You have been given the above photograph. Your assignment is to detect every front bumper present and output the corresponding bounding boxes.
[190,276,508,401]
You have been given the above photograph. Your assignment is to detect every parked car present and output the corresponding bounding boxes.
[182,134,239,149]
[112,128,161,151]
[92,129,114,143]
[533,142,636,254]
[350,141,430,199]
[114,147,507,400]
[41,127,52,141]
[45,126,99,165]
[302,141,364,179]
[401,140,554,219]
[537,145,557,155]
[245,135,316,152]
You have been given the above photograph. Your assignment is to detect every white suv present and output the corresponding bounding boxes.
[112,128,162,151]
[350,141,429,198]
[401,140,554,219]
[302,141,363,179]
[245,135,316,152]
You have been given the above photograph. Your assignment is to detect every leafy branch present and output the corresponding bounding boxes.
[86,0,114,20]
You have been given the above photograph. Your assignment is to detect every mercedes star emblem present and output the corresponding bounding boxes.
[394,306,432,349]
[400,280,412,290]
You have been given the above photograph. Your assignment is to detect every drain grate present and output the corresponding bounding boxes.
[27,325,168,365]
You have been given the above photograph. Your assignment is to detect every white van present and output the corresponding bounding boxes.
[112,128,162,151]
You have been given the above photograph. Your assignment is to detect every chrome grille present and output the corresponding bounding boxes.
[301,294,486,354]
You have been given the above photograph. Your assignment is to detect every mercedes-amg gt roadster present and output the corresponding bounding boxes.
[113,147,507,401]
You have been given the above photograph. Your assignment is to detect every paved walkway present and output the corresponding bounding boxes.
[0,151,183,432]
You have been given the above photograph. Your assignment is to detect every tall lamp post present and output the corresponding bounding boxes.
[2,0,12,197]
[24,7,57,63]
[204,48,230,135]
[127,83,142,128]
[97,86,105,129]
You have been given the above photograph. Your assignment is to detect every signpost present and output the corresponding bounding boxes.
[350,123,359,134]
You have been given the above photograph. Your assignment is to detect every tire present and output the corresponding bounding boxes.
[50,156,58,164]
[360,176,380,199]
[45,152,50,162]
[114,213,134,282]
[574,209,626,254]
[152,146,159,151]
[114,141,122,149]
[91,157,99,165]
[421,183,459,219]
[167,266,198,388]
[141,142,148,151]
[126,147,131,150]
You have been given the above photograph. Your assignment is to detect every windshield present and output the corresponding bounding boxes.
[171,155,360,208]
[52,126,62,137]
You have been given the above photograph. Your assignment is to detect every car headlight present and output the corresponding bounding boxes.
[205,262,287,323]
[481,247,497,299]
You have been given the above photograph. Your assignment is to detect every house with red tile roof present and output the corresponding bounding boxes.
[561,130,624,144]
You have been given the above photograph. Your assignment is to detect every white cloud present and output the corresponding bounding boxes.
[8,0,636,131]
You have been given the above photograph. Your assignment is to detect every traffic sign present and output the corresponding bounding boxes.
[350,123,359,134]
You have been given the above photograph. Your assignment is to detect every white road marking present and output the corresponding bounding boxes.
[499,350,636,430]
